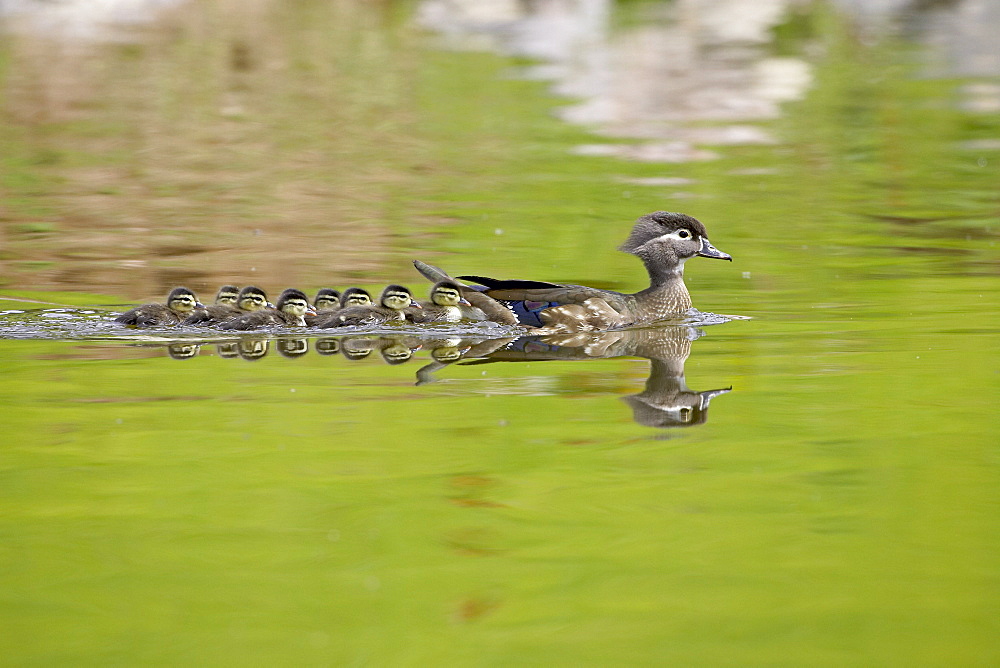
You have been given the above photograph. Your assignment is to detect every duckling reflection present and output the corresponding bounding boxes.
[276,337,309,358]
[340,335,379,361]
[414,337,475,385]
[216,342,240,359]
[238,337,270,361]
[377,335,423,365]
[451,327,731,429]
[167,342,201,360]
[314,338,341,356]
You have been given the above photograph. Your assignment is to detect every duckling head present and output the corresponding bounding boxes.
[237,286,269,312]
[167,287,202,314]
[430,281,470,308]
[215,285,240,306]
[340,287,372,309]
[313,288,341,311]
[276,289,312,317]
[619,212,731,277]
[381,285,417,311]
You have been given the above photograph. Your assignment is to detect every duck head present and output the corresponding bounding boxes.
[313,288,341,311]
[237,286,270,312]
[381,285,418,311]
[214,285,240,306]
[340,287,372,309]
[430,280,471,307]
[167,287,203,314]
[275,288,314,318]
[619,212,731,280]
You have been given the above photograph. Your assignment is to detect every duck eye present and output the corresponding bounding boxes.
[677,229,691,239]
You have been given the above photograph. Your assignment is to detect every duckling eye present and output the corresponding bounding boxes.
[677,229,691,239]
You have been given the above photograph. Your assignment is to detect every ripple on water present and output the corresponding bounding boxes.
[0,307,744,343]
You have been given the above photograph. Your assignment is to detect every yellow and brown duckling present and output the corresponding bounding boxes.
[406,281,472,324]
[183,284,237,325]
[218,288,314,330]
[313,285,416,328]
[339,287,373,309]
[184,285,270,326]
[304,288,342,327]
[114,287,203,327]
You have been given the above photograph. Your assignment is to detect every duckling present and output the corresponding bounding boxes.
[114,287,203,327]
[313,288,342,311]
[184,285,269,326]
[406,281,473,324]
[411,261,519,326]
[213,285,240,306]
[304,288,342,327]
[218,288,314,330]
[313,285,417,328]
[418,212,732,332]
[339,287,373,309]
[182,284,236,325]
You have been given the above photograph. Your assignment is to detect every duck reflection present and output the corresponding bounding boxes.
[314,338,341,356]
[449,327,731,428]
[167,342,201,360]
[276,337,309,358]
[379,336,423,365]
[215,342,240,359]
[238,337,269,361]
[340,336,378,361]
[156,327,731,427]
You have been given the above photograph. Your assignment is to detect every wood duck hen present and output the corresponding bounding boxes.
[450,212,731,331]
[218,288,314,330]
[114,287,203,327]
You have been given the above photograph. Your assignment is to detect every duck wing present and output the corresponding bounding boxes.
[456,275,630,327]
[412,260,520,326]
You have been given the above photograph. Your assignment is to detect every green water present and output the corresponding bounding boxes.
[1,1,998,664]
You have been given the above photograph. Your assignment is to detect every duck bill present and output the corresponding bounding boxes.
[698,237,732,261]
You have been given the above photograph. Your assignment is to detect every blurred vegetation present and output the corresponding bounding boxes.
[0,2,998,663]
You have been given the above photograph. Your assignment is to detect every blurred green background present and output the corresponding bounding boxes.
[1,0,998,664]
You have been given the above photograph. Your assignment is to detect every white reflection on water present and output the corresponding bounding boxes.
[417,0,1000,158]
[0,0,183,39]
[417,0,813,160]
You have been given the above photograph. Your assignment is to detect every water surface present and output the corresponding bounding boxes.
[1,0,998,664]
